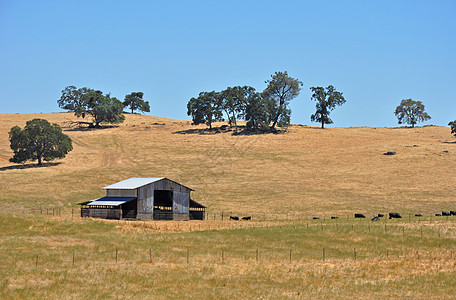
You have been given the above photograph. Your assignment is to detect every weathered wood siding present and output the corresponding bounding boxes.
[137,184,154,214]
[173,191,189,214]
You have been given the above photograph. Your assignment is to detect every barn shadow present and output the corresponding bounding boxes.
[0,162,61,172]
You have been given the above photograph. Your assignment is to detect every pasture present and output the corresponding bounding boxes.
[0,113,455,298]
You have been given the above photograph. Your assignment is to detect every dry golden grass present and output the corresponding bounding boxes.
[0,112,455,216]
[1,113,456,299]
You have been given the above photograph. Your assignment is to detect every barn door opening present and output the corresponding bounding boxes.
[153,190,173,220]
[121,199,137,219]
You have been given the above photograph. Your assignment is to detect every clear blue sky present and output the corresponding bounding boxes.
[1,0,455,127]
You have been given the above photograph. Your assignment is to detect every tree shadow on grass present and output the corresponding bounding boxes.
[0,162,61,172]
[173,125,287,135]
[63,125,118,132]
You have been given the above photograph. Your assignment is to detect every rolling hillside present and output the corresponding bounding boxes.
[1,112,455,217]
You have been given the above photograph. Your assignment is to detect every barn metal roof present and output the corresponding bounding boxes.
[102,177,194,191]
[102,177,165,190]
[87,197,136,206]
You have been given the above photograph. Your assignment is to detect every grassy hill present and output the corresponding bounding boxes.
[1,113,456,299]
[1,112,455,217]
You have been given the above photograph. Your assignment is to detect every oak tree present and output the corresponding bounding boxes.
[262,71,303,129]
[187,91,223,129]
[310,85,346,129]
[394,99,431,128]
[123,92,150,114]
[9,119,73,165]
[449,120,456,136]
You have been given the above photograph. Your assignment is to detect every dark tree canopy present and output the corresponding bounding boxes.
[244,93,269,130]
[123,92,150,114]
[310,85,346,129]
[220,86,256,132]
[58,86,125,127]
[86,91,125,127]
[449,120,456,137]
[187,91,223,129]
[9,119,73,165]
[394,99,431,128]
[262,71,303,129]
[57,86,94,118]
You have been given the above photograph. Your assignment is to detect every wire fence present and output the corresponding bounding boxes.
[30,207,456,223]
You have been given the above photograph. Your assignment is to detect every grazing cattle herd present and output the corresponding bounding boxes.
[230,216,251,221]
[228,211,456,222]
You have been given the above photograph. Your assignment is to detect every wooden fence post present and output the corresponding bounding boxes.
[354,248,357,261]
[116,249,118,263]
[323,248,325,261]
[289,249,292,263]
[149,249,152,263]
[222,249,224,263]
[35,254,38,267]
[256,248,259,263]
[187,249,189,264]
[72,251,75,266]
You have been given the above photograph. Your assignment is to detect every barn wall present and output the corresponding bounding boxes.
[106,189,136,197]
[137,184,154,213]
[173,191,189,214]
[81,208,121,219]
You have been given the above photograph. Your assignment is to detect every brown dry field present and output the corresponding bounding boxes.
[0,112,455,217]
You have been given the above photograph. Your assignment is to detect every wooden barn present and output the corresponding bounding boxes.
[79,177,206,220]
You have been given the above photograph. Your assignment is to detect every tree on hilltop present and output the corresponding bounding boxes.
[85,91,125,127]
[57,86,94,118]
[187,91,223,129]
[262,71,303,129]
[58,86,125,127]
[9,119,73,165]
[123,92,150,114]
[220,86,257,132]
[394,99,431,128]
[449,120,456,137]
[310,85,346,129]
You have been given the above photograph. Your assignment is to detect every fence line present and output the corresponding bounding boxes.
[3,246,455,270]
[30,208,456,223]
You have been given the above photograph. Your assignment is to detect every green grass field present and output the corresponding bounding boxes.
[1,214,456,299]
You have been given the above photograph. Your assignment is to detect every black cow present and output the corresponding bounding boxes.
[371,216,380,221]
[442,211,450,216]
[389,212,402,219]
[450,211,456,216]
[331,216,339,219]
[415,214,423,217]
[354,213,366,218]
[242,216,252,220]
[230,216,239,221]
[312,217,320,220]
[435,213,442,217]
[378,214,384,217]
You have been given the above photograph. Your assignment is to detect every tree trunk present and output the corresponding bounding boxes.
[321,120,325,129]
[37,156,42,165]
[131,108,134,114]
[271,104,283,129]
